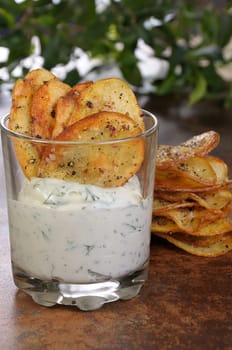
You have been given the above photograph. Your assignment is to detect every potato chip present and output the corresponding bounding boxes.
[153,197,196,215]
[67,77,145,131]
[156,131,220,169]
[159,231,225,247]
[23,68,56,90]
[161,206,231,233]
[152,216,183,233]
[155,154,230,191]
[192,189,232,210]
[154,189,232,210]
[9,68,55,136]
[172,156,217,185]
[38,111,144,187]
[31,77,70,140]
[155,172,231,192]
[155,170,215,191]
[9,79,33,136]
[52,81,93,138]
[152,216,232,236]
[8,68,55,178]
[205,156,229,185]
[154,231,232,257]
[156,182,231,193]
[154,188,232,209]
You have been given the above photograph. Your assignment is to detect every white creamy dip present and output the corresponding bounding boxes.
[9,176,152,283]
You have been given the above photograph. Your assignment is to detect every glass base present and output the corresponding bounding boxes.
[13,264,148,311]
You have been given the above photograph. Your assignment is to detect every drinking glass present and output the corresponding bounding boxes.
[1,110,158,311]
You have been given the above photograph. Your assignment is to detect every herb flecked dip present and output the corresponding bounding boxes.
[9,176,152,283]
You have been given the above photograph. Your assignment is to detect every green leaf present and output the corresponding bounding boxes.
[200,9,219,42]
[217,14,232,48]
[118,50,142,86]
[190,45,221,60]
[64,69,81,86]
[224,84,232,108]
[155,72,176,95]
[202,64,224,93]
[0,7,14,28]
[120,62,142,87]
[189,74,207,104]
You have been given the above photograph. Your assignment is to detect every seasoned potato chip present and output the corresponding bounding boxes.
[153,197,196,215]
[155,182,231,193]
[192,217,232,236]
[161,206,231,234]
[154,231,232,257]
[152,216,232,236]
[38,111,144,187]
[205,156,229,185]
[9,68,55,178]
[31,77,70,140]
[154,189,232,210]
[195,189,232,209]
[156,131,220,169]
[172,156,217,185]
[155,155,229,191]
[159,231,225,248]
[67,77,145,131]
[9,79,33,136]
[155,170,216,191]
[152,216,182,233]
[52,81,93,138]
[9,69,55,135]
[155,172,230,191]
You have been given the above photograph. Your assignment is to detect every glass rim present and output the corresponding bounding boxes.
[0,109,158,146]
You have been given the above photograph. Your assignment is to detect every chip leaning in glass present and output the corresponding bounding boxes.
[0,110,158,311]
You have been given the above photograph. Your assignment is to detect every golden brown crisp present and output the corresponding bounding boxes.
[52,81,93,138]
[67,77,145,131]
[31,77,70,140]
[38,111,144,187]
[156,131,220,169]
[8,68,55,178]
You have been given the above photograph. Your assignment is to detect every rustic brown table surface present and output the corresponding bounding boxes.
[0,97,231,350]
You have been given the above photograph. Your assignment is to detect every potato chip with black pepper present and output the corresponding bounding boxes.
[67,77,145,131]
[38,111,144,187]
[52,81,93,138]
[31,77,70,141]
[154,231,232,257]
[8,68,55,178]
[151,215,232,236]
[156,131,220,169]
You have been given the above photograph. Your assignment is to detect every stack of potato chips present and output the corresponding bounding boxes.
[152,131,232,256]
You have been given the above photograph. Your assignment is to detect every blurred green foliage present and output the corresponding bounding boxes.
[0,0,232,106]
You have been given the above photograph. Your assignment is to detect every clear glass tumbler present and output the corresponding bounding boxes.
[1,110,158,311]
